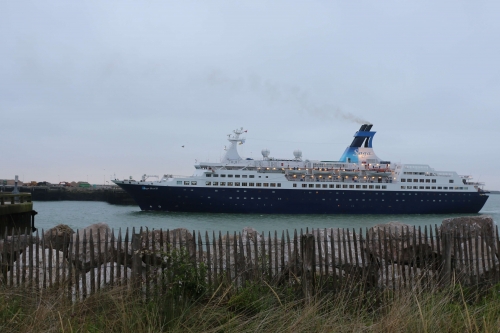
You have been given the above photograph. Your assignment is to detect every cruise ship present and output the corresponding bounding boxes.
[113,125,489,214]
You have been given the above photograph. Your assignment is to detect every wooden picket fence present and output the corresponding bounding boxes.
[1,224,499,300]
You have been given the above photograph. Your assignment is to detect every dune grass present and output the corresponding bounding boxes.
[1,280,500,333]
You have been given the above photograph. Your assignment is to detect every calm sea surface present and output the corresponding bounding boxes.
[33,194,500,234]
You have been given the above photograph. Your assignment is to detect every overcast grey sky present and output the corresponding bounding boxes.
[1,1,499,190]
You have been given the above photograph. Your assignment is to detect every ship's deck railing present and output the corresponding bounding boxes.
[284,176,393,184]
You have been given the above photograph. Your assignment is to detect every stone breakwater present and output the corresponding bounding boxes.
[0,216,498,299]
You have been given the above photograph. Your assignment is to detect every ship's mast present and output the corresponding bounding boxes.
[221,128,246,162]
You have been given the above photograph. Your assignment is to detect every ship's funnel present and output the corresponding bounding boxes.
[339,124,381,163]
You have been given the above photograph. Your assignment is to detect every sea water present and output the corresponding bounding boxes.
[32,194,500,234]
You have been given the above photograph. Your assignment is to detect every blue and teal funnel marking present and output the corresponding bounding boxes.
[339,124,375,163]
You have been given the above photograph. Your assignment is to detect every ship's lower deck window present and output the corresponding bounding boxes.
[213,182,218,186]
[382,185,387,189]
[235,182,240,186]
[184,181,190,185]
[362,185,367,189]
[302,184,307,188]
[293,183,297,187]
[191,181,197,185]
[177,181,182,185]
[249,183,254,186]
[277,183,281,187]
[256,183,262,187]
[213,174,219,177]
[228,182,233,186]
[270,183,276,187]
[242,175,247,178]
[263,183,269,187]
[206,174,211,177]
[242,182,247,186]
[336,185,341,189]
[249,175,255,178]
[220,182,226,186]
[206,181,211,185]
[309,184,314,188]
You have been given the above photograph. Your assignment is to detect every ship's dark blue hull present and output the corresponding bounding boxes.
[117,184,489,214]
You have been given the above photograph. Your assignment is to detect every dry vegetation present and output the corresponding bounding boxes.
[1,281,500,333]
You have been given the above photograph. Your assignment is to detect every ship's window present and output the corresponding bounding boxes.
[228,175,233,178]
[206,174,212,177]
[270,183,276,187]
[329,184,334,188]
[184,181,190,185]
[221,174,226,178]
[336,185,341,188]
[369,185,374,189]
[413,186,418,189]
[256,183,262,187]
[375,185,380,189]
[235,175,240,178]
[249,175,255,178]
[401,179,406,182]
[382,185,387,189]
[263,183,269,187]
[349,185,354,189]
[419,186,424,189]
[419,179,424,182]
[302,184,307,188]
[464,187,468,190]
[213,182,218,186]
[220,182,226,186]
[432,179,436,183]
[426,179,430,183]
[432,186,436,189]
[293,183,297,188]
[449,180,454,183]
[213,174,219,177]
[227,182,233,186]
[407,179,412,182]
[438,186,442,189]
[315,184,320,188]
[322,184,327,188]
[356,185,361,189]
[205,181,211,186]
[278,183,282,187]
[342,185,348,188]
[425,186,430,189]
[242,182,247,186]
[191,181,197,185]
[177,181,182,185]
[309,184,314,188]
[249,183,254,186]
[362,185,367,189]
[235,182,240,186]
[242,175,248,178]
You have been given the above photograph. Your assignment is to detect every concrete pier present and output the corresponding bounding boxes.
[0,193,37,237]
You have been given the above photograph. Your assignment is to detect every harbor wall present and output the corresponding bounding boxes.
[1,186,136,205]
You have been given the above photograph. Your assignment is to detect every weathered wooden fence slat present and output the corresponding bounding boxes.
[2,224,500,301]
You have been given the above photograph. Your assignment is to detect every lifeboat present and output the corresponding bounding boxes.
[366,169,392,177]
